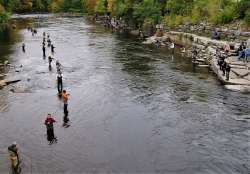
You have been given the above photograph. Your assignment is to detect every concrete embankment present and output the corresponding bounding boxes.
[144,31,250,92]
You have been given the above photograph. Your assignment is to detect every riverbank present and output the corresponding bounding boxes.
[144,31,250,92]
[91,15,250,92]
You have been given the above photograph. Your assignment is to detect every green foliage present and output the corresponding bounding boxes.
[166,0,192,15]
[0,0,249,27]
[0,11,9,24]
[133,0,161,26]
[217,4,237,24]
[33,0,45,11]
[237,0,250,18]
[60,0,84,12]
[95,0,107,14]
[83,0,96,14]
[111,0,126,17]
[244,9,250,25]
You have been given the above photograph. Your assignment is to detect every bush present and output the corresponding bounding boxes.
[83,0,97,14]
[0,12,9,24]
[95,0,107,14]
[50,0,63,12]
[142,18,154,36]
[244,9,250,25]
[166,0,192,15]
[133,0,161,27]
[111,0,126,17]
[237,0,250,18]
[217,5,237,24]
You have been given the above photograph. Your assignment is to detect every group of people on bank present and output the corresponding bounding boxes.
[237,41,250,62]
[8,29,71,173]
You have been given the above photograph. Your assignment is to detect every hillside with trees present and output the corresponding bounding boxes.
[1,0,250,29]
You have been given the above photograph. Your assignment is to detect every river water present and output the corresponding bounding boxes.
[0,14,249,174]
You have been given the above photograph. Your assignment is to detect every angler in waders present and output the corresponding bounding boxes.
[62,90,70,127]
[62,90,70,115]
[48,56,54,70]
[56,60,62,74]
[22,43,25,53]
[44,114,57,145]
[47,38,51,47]
[57,73,63,96]
[42,45,46,58]
[51,44,55,53]
[8,142,21,173]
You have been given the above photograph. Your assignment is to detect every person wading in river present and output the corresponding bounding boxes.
[57,73,63,96]
[8,142,20,173]
[42,45,46,57]
[48,56,53,68]
[47,38,51,47]
[22,43,25,53]
[51,44,55,53]
[56,60,62,74]
[62,90,70,116]
[44,114,57,145]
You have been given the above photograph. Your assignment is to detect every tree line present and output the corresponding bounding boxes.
[1,0,250,27]
[91,0,250,28]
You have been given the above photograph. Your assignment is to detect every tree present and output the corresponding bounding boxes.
[133,0,161,26]
[84,0,97,14]
[95,0,107,14]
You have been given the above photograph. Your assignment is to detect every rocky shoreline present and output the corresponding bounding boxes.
[92,15,250,92]
[144,31,250,92]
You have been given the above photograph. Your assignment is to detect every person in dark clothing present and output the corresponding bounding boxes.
[57,73,63,95]
[48,56,53,67]
[237,42,245,55]
[212,30,220,40]
[225,63,231,81]
[44,114,57,144]
[222,61,227,76]
[218,58,223,70]
[56,60,62,74]
[8,142,20,173]
[42,45,46,57]
[22,43,25,53]
[238,42,246,60]
[51,44,55,53]
[62,90,70,116]
[47,39,51,47]
[192,48,198,62]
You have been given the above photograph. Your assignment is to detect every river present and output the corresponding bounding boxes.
[0,14,249,174]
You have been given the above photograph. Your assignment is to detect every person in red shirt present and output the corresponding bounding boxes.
[44,114,57,144]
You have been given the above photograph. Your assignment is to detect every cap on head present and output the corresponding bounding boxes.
[12,142,17,146]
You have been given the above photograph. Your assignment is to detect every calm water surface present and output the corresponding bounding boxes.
[0,14,249,174]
